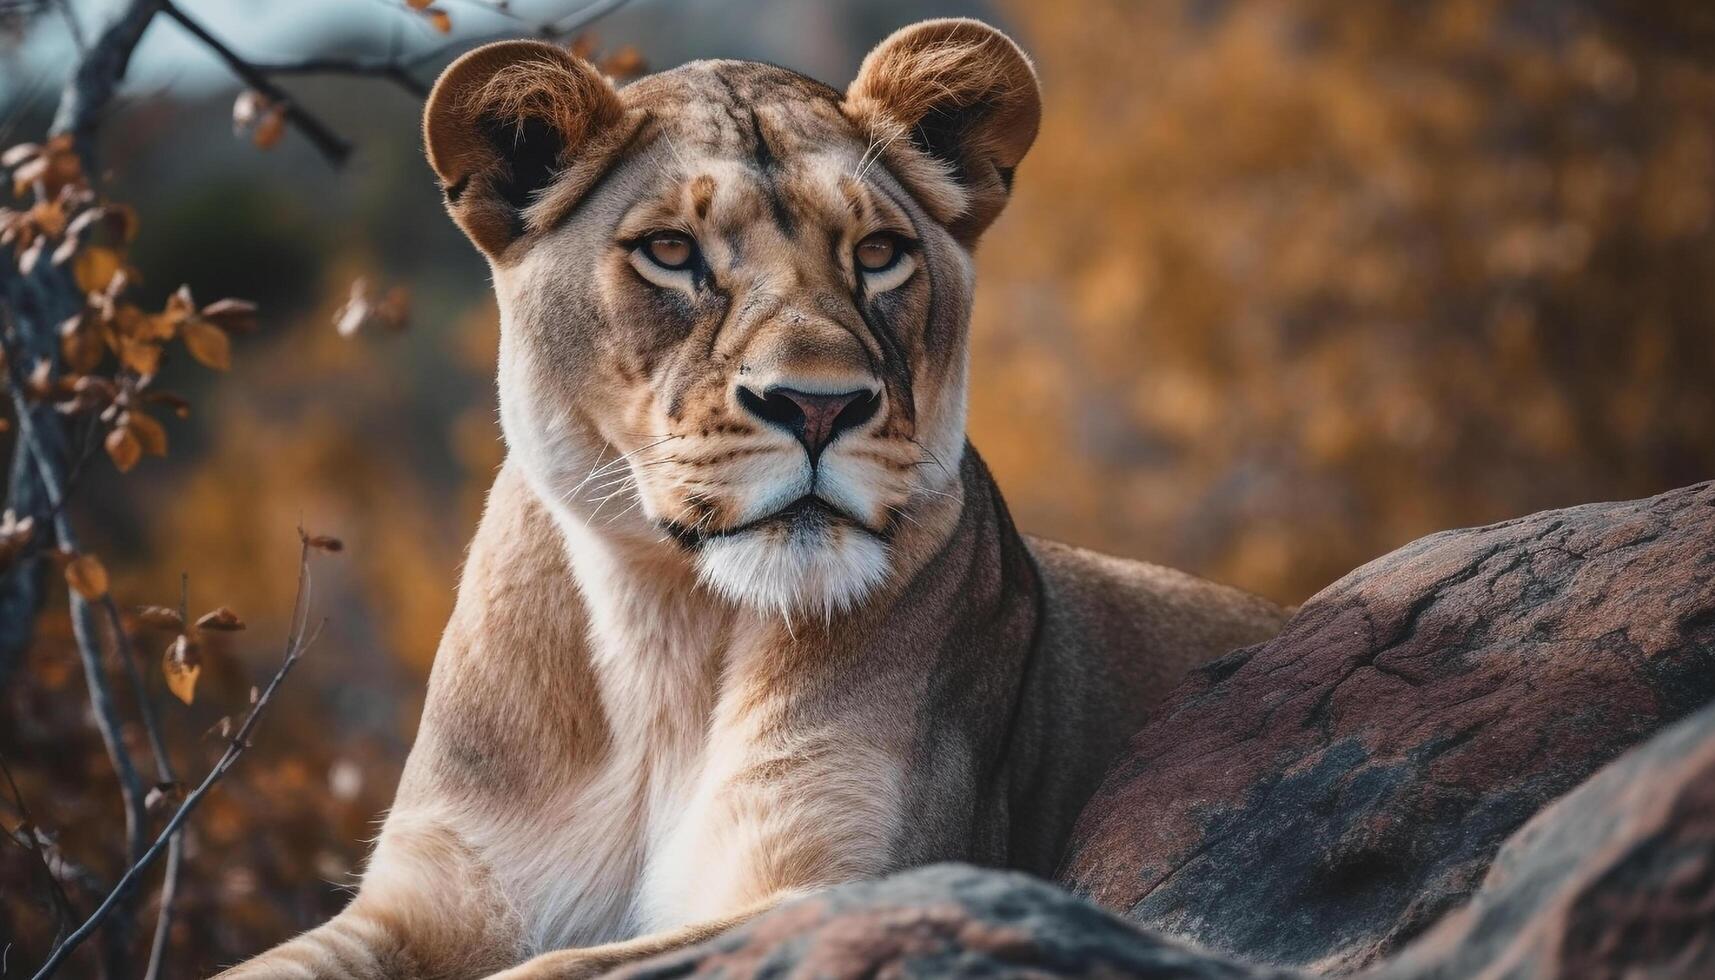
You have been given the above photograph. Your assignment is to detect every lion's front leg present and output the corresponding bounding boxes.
[215,818,519,979]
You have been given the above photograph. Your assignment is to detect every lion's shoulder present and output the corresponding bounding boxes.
[1027,534,1287,678]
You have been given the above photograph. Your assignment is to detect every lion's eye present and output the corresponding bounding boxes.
[643,233,696,270]
[855,233,901,272]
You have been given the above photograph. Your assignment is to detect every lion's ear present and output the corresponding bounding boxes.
[844,19,1041,245]
[424,40,632,258]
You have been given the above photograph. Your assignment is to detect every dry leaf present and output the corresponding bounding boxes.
[105,424,141,472]
[115,336,162,377]
[28,200,65,238]
[181,319,231,370]
[65,553,109,599]
[104,203,139,243]
[127,410,167,457]
[423,7,452,33]
[333,278,411,336]
[600,45,645,80]
[72,246,122,294]
[253,108,286,150]
[24,135,82,197]
[0,511,34,568]
[145,781,185,813]
[306,534,344,553]
[10,157,44,197]
[163,633,201,705]
[23,359,52,401]
[232,90,268,132]
[333,278,371,337]
[51,232,80,267]
[195,606,246,632]
[0,142,40,168]
[200,298,258,334]
[60,314,104,374]
[404,0,433,7]
[18,235,44,274]
[163,284,196,325]
[135,605,185,630]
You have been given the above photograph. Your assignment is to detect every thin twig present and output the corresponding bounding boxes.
[55,0,86,54]
[102,593,182,980]
[29,537,326,980]
[0,753,79,951]
[139,573,192,980]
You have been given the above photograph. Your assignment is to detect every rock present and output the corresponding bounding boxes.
[1372,699,1715,979]
[611,864,1299,980]
[1058,481,1715,971]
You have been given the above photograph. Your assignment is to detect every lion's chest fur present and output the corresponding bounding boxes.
[389,469,916,957]
[480,522,733,951]
[476,510,895,954]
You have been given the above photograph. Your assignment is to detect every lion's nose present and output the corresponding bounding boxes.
[736,385,880,462]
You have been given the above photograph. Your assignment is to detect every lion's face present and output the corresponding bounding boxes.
[425,22,1040,616]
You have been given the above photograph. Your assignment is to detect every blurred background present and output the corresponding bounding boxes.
[2,0,1713,975]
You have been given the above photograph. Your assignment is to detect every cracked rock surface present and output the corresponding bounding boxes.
[611,864,1300,980]
[1371,699,1715,979]
[1057,480,1715,971]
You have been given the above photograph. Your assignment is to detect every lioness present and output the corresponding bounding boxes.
[221,19,1284,980]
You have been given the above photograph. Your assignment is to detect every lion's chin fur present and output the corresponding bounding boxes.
[694,523,890,622]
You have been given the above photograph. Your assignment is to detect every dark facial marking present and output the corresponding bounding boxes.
[713,72,798,238]
[749,114,799,238]
[855,295,915,425]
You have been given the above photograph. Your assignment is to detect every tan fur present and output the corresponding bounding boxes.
[844,19,1040,243]
[217,20,1285,980]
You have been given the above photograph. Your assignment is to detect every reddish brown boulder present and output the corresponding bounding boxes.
[611,865,1300,980]
[1372,699,1715,979]
[1058,481,1715,971]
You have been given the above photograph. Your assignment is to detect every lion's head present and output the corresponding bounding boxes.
[424,19,1040,617]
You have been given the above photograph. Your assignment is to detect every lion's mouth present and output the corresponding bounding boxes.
[663,495,864,548]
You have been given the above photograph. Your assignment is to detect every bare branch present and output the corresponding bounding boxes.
[157,0,352,165]
[49,0,166,168]
[4,0,161,687]
[228,0,635,108]
[5,380,149,973]
[244,55,431,99]
[54,0,86,54]
[28,536,327,980]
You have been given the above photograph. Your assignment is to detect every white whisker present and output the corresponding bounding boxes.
[568,435,680,498]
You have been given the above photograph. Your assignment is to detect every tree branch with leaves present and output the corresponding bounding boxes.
[0,0,637,975]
